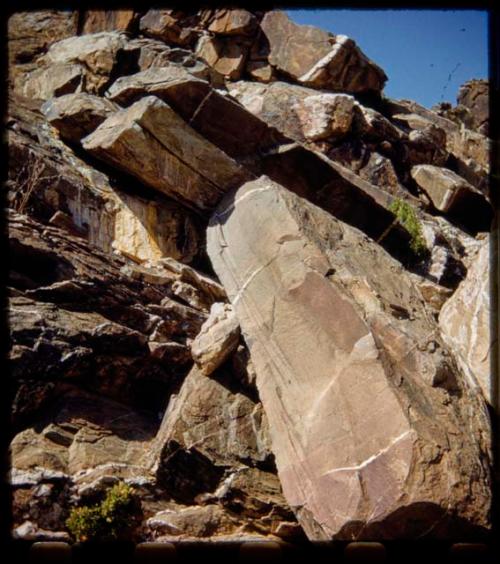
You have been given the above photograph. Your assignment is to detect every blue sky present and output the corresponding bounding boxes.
[287,10,489,108]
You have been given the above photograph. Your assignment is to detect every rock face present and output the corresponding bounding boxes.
[7,7,493,544]
[82,96,251,212]
[207,176,492,540]
[439,238,493,404]
[260,11,386,94]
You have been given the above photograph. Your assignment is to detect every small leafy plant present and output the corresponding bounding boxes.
[389,198,426,256]
[66,482,140,542]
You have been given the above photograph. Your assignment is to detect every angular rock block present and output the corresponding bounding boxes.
[191,302,241,375]
[260,11,386,94]
[82,95,251,212]
[207,176,492,540]
[42,93,118,143]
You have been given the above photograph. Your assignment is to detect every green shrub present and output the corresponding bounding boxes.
[66,482,139,542]
[389,198,426,256]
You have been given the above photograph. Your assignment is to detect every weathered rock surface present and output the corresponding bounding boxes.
[147,366,298,538]
[8,95,201,264]
[8,211,211,425]
[457,79,489,136]
[411,164,493,231]
[207,176,492,540]
[206,9,258,36]
[82,96,251,212]
[260,11,386,93]
[81,10,137,34]
[191,303,241,375]
[411,164,481,212]
[294,93,355,141]
[41,93,118,144]
[439,238,493,404]
[139,10,200,47]
[7,8,493,544]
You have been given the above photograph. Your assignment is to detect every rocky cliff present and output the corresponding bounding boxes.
[7,8,494,543]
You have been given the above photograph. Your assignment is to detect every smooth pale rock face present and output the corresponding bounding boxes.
[41,93,118,143]
[294,93,355,141]
[207,176,491,540]
[191,302,241,375]
[439,238,492,404]
[260,11,386,93]
[82,95,251,212]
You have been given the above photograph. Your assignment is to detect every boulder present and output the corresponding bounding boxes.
[8,10,78,67]
[41,93,118,143]
[82,96,251,212]
[195,34,248,80]
[411,164,493,231]
[106,72,286,161]
[206,9,258,36]
[293,93,355,141]
[43,32,129,94]
[21,63,85,101]
[411,165,477,212]
[147,366,297,536]
[439,238,492,404]
[139,10,199,47]
[207,176,492,540]
[260,11,386,94]
[191,303,241,375]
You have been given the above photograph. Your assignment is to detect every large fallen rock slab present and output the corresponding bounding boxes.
[207,176,492,540]
[259,11,386,94]
[82,95,251,212]
[106,71,286,162]
[439,237,492,404]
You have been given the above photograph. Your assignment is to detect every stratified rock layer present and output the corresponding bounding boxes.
[207,176,492,540]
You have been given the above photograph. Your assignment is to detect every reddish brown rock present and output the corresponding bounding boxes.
[260,11,386,94]
[207,176,492,540]
[196,34,248,80]
[206,9,258,36]
[81,10,137,33]
[139,10,199,47]
[457,79,489,136]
